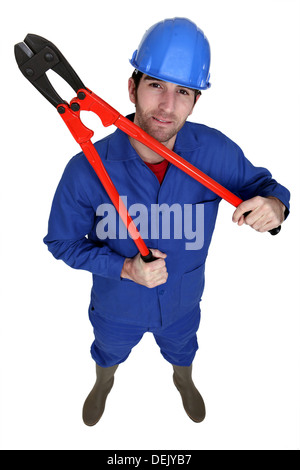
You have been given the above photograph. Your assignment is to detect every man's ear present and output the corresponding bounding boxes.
[128,77,137,104]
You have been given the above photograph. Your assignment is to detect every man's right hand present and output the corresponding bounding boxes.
[120,249,168,288]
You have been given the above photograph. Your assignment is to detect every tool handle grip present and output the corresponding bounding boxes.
[141,250,157,263]
[268,226,282,235]
[243,211,281,236]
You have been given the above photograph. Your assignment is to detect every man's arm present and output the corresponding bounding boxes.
[43,156,125,280]
[219,138,290,231]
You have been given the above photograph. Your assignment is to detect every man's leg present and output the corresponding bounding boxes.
[83,363,119,426]
[172,363,205,423]
[83,310,145,426]
[153,307,205,422]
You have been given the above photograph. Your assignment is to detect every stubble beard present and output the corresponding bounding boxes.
[134,102,185,146]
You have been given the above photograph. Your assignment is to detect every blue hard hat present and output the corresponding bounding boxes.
[130,18,211,90]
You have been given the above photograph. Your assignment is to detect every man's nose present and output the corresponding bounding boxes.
[158,90,176,113]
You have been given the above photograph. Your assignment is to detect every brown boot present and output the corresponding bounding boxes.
[82,363,118,426]
[173,364,205,423]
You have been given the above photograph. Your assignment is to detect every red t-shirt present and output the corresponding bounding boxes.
[145,159,169,184]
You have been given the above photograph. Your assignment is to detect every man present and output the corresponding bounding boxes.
[43,18,290,425]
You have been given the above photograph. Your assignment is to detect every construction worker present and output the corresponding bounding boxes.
[43,18,290,425]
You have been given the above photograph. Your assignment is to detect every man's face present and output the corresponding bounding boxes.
[128,75,198,149]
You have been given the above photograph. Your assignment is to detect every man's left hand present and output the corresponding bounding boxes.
[232,196,286,232]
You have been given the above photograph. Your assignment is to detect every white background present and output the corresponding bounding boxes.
[1,0,299,451]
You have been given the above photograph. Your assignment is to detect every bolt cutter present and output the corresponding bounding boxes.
[14,34,281,262]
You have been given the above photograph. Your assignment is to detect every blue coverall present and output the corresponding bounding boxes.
[44,115,290,367]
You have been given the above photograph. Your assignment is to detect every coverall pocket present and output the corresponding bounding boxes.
[180,263,205,309]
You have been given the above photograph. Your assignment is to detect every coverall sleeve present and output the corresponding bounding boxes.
[224,141,290,216]
[43,156,125,280]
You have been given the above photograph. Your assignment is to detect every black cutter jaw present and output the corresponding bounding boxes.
[14,34,86,108]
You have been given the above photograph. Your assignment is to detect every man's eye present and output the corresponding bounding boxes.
[149,82,162,88]
[179,89,189,95]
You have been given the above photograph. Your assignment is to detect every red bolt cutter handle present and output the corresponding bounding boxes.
[116,112,282,235]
